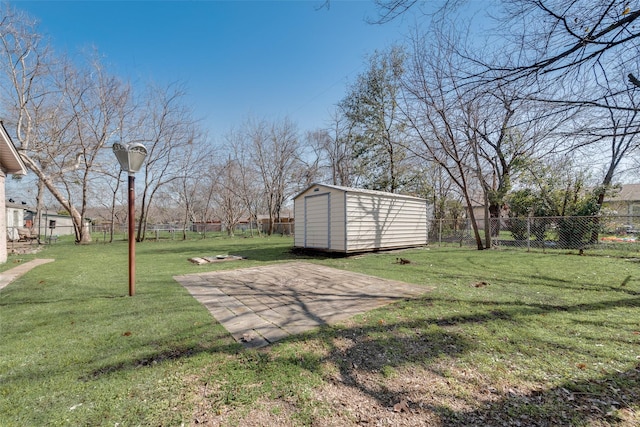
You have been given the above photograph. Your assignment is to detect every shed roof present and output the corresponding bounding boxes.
[293,183,426,202]
[0,122,27,176]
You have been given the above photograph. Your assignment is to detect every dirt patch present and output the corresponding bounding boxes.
[191,358,640,426]
[187,313,640,426]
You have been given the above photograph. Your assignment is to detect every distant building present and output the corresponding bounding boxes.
[35,212,81,238]
[604,183,640,217]
[5,201,27,241]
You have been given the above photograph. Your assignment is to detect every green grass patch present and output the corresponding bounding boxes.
[1,239,639,425]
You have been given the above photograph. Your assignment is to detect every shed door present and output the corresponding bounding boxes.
[304,193,330,249]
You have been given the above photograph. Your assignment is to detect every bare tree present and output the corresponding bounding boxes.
[247,117,300,235]
[165,139,213,239]
[570,64,640,207]
[373,1,640,95]
[468,81,572,242]
[308,108,355,187]
[183,160,219,239]
[402,55,485,248]
[224,127,264,236]
[371,0,479,23]
[401,27,562,249]
[327,107,356,186]
[564,80,640,242]
[297,130,324,188]
[58,54,132,243]
[372,1,640,137]
[629,148,640,182]
[132,82,202,242]
[0,6,130,243]
[211,157,246,236]
[491,1,640,99]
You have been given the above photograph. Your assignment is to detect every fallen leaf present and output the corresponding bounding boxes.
[393,399,409,412]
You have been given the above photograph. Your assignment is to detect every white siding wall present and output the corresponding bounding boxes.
[304,193,330,248]
[0,173,6,263]
[293,193,305,248]
[345,193,427,252]
[36,215,77,237]
[329,189,346,251]
[294,184,427,253]
[6,207,23,228]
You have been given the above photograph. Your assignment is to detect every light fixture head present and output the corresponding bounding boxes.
[113,142,148,174]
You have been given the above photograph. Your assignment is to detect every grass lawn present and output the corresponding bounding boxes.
[1,235,639,426]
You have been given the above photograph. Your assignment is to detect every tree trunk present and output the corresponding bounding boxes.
[21,155,91,244]
[463,192,485,250]
[484,200,491,249]
[35,179,45,245]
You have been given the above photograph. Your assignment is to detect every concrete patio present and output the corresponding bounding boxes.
[174,261,430,348]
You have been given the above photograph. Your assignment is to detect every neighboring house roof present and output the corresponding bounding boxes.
[464,184,640,208]
[605,183,640,203]
[5,202,31,210]
[0,121,27,176]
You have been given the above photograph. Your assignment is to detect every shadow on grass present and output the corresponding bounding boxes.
[306,319,471,406]
[253,287,638,424]
[434,364,640,426]
[68,290,639,426]
[10,253,636,427]
[530,273,640,297]
[82,340,241,382]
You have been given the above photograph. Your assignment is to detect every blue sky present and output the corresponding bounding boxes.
[13,0,421,141]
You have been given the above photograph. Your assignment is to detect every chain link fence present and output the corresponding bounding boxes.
[91,221,295,242]
[11,215,635,253]
[428,215,640,253]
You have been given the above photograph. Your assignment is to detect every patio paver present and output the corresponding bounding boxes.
[174,261,431,348]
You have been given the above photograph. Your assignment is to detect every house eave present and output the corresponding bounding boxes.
[0,121,28,176]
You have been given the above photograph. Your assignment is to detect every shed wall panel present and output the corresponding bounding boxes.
[345,193,427,252]
[329,190,346,251]
[304,193,330,248]
[294,197,305,247]
[293,183,427,253]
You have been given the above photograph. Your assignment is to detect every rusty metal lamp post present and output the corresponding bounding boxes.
[112,142,148,296]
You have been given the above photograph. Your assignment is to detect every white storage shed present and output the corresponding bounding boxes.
[293,183,429,253]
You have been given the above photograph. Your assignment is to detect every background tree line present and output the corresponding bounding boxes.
[1,1,638,248]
